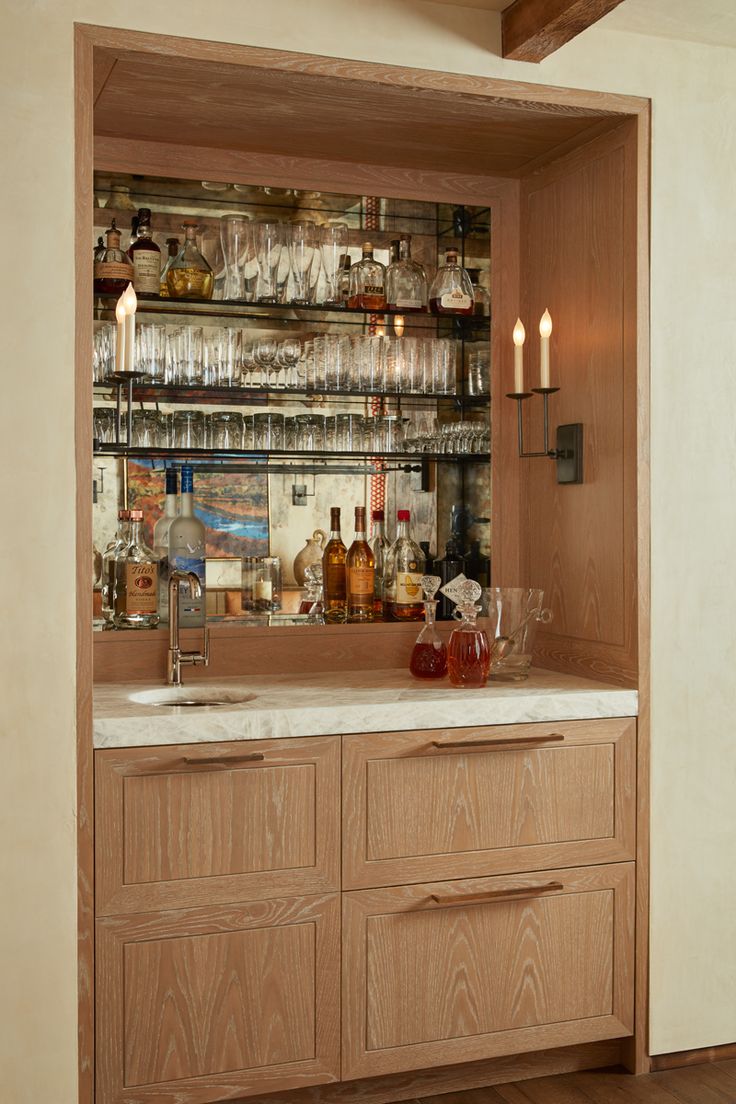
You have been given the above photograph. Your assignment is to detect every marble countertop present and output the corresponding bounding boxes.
[93,668,638,749]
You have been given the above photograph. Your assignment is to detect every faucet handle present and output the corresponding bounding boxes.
[197,627,210,667]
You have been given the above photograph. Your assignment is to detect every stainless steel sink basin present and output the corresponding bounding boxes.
[129,687,257,708]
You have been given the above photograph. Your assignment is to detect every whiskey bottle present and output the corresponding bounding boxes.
[429,248,474,316]
[158,237,180,298]
[112,509,160,629]
[346,506,375,623]
[101,509,130,625]
[347,242,386,311]
[370,508,390,620]
[384,509,425,622]
[322,506,347,623]
[94,220,134,296]
[168,464,207,627]
[386,236,428,312]
[337,253,352,305]
[166,221,214,300]
[152,468,179,624]
[129,208,161,297]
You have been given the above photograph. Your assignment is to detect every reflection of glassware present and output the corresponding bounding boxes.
[410,576,448,679]
[167,222,214,299]
[301,562,325,623]
[220,214,249,300]
[254,218,284,303]
[481,587,552,681]
[101,509,130,625]
[320,223,349,305]
[370,509,389,620]
[447,579,490,687]
[289,220,320,305]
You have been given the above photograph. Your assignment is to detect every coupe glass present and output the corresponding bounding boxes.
[219,214,250,300]
[253,218,284,303]
[319,223,348,305]
[289,220,319,305]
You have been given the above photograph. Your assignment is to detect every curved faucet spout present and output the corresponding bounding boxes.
[167,571,209,685]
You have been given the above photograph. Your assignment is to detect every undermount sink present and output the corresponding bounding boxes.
[129,687,257,708]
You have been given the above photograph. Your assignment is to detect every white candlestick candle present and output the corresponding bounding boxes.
[115,296,126,374]
[539,308,552,388]
[122,283,137,373]
[513,318,525,393]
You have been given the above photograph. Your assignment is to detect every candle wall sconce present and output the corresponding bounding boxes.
[506,387,584,485]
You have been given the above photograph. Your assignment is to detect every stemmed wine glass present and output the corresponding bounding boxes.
[219,214,250,300]
[289,220,320,305]
[253,219,284,303]
[277,337,302,389]
[319,223,348,305]
[254,337,279,389]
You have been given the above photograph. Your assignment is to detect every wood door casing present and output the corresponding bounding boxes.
[95,736,339,914]
[342,863,634,1080]
[96,893,340,1104]
[343,720,635,889]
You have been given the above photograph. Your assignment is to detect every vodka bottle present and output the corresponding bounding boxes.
[153,468,179,624]
[168,464,206,627]
[112,510,159,629]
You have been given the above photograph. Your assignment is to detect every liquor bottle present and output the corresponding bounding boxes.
[370,508,390,620]
[386,236,428,312]
[347,242,386,311]
[419,540,434,575]
[346,506,375,623]
[409,576,448,679]
[322,506,347,623]
[101,509,130,625]
[129,208,161,297]
[385,509,425,622]
[127,213,139,253]
[152,468,179,623]
[93,219,134,296]
[112,509,160,629]
[159,237,180,298]
[437,537,465,621]
[466,267,491,317]
[166,221,214,300]
[168,464,206,627]
[429,247,474,316]
[464,538,490,589]
[337,254,352,305]
[93,236,105,265]
[447,579,490,687]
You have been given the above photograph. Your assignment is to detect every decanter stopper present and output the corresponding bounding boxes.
[420,574,441,601]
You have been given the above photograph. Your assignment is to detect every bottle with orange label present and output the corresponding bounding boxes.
[112,509,160,629]
[384,509,426,621]
[346,506,375,623]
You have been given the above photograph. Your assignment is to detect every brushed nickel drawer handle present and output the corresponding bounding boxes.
[430,881,564,906]
[182,753,266,766]
[431,733,565,750]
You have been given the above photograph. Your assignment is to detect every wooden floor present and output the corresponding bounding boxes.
[418,1061,736,1103]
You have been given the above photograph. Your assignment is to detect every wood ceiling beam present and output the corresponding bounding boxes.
[502,0,625,62]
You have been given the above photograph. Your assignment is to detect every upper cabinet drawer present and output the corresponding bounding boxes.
[96,736,340,915]
[343,719,635,889]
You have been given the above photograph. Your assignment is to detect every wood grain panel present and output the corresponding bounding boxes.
[343,864,634,1079]
[95,737,339,914]
[96,893,340,1104]
[519,121,639,687]
[502,0,626,63]
[344,719,635,889]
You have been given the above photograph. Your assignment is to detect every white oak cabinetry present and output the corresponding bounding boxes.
[94,719,637,1103]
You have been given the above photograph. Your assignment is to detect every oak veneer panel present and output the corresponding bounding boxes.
[95,737,339,914]
[502,0,626,63]
[96,893,340,1104]
[343,719,635,889]
[520,122,639,687]
[343,863,634,1079]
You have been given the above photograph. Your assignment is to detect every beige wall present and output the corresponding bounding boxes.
[1,2,734,1099]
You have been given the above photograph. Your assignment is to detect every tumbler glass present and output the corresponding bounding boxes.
[173,409,205,448]
[174,326,204,386]
[319,222,348,305]
[131,410,163,448]
[253,411,284,449]
[210,411,244,449]
[253,218,284,303]
[93,324,115,382]
[295,414,325,452]
[335,413,363,452]
[136,322,167,384]
[93,406,116,444]
[289,220,320,305]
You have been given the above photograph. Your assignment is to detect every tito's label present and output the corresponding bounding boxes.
[348,566,375,596]
[395,571,423,604]
[125,563,158,613]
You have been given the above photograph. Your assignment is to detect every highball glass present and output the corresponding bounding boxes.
[319,223,348,305]
[289,220,320,305]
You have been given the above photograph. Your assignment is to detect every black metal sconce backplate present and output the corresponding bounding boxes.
[555,423,583,484]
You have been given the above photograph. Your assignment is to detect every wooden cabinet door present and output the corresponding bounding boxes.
[96,736,339,914]
[97,893,340,1104]
[343,863,634,1079]
[343,719,635,889]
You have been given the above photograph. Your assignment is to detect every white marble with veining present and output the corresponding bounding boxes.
[93,668,638,749]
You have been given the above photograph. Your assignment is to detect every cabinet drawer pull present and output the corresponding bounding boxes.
[181,752,266,766]
[430,881,564,906]
[431,733,565,750]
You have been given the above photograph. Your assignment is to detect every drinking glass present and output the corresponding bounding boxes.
[253,218,284,303]
[401,336,421,394]
[240,342,259,389]
[93,324,115,382]
[468,347,490,396]
[93,406,116,444]
[241,556,258,612]
[335,413,363,452]
[435,339,458,395]
[242,414,255,449]
[276,337,301,389]
[253,411,284,449]
[174,326,204,386]
[131,410,163,448]
[319,222,348,305]
[173,409,205,448]
[480,587,552,681]
[218,327,241,387]
[253,337,279,389]
[210,411,244,449]
[219,214,250,300]
[295,414,325,451]
[136,322,167,383]
[289,220,319,305]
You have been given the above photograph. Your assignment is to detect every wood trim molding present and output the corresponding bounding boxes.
[651,1042,736,1073]
[502,0,626,63]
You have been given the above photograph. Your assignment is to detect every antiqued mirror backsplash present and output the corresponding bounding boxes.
[91,173,491,628]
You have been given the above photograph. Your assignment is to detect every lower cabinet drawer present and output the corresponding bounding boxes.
[342,863,634,1080]
[96,893,340,1104]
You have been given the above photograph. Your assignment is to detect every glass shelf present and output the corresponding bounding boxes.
[92,380,490,408]
[92,444,489,463]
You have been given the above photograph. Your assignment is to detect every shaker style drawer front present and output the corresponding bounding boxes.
[96,893,340,1104]
[342,863,634,1080]
[95,736,340,914]
[343,719,635,888]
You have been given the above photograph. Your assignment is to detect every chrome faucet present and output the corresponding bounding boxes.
[167,570,210,686]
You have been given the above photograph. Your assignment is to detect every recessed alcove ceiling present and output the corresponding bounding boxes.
[92,45,629,179]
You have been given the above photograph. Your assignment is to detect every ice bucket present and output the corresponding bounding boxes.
[480,587,552,681]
